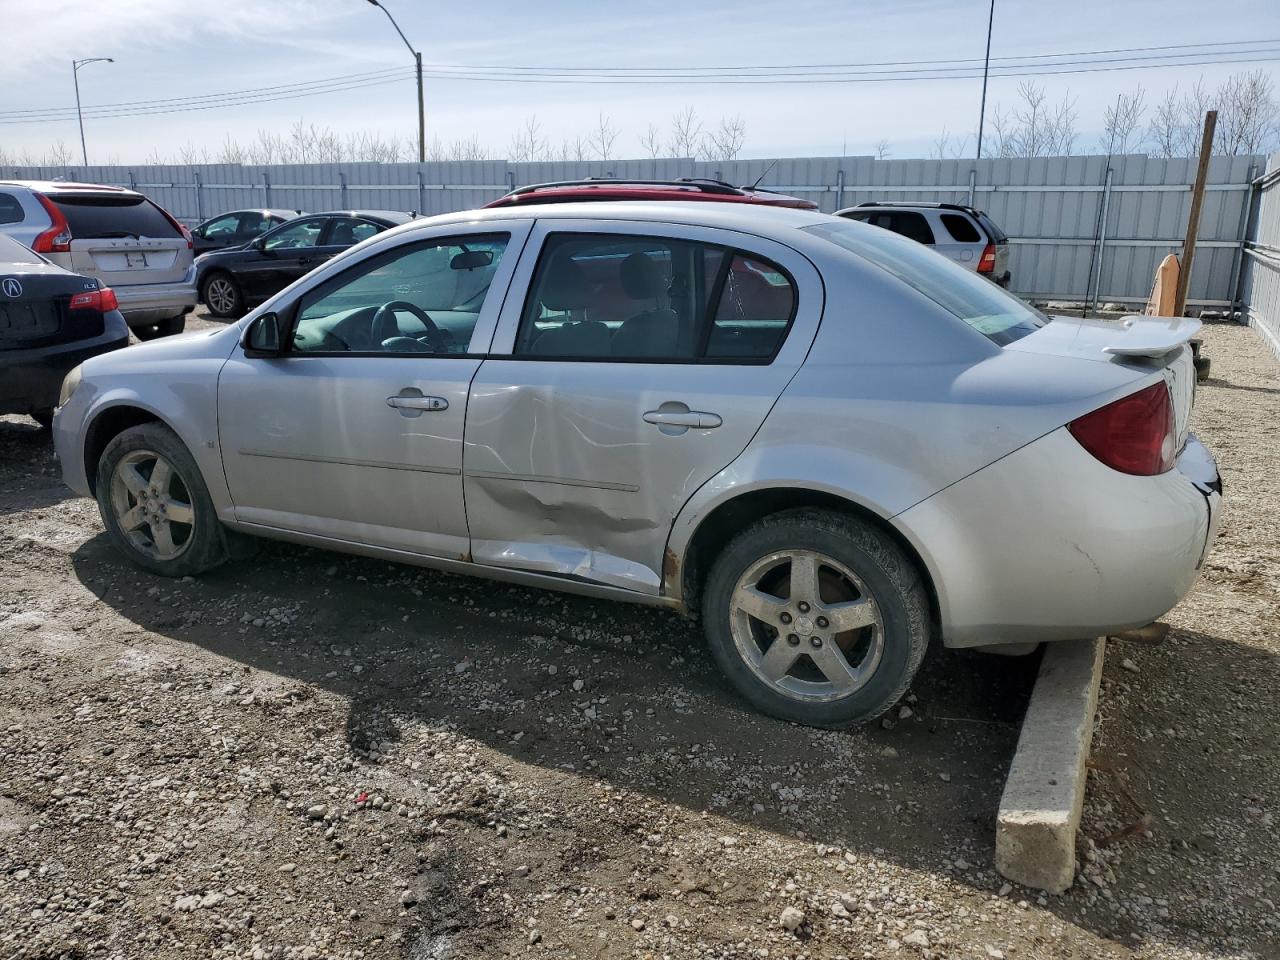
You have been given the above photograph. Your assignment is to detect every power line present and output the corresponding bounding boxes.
[2,41,1276,126]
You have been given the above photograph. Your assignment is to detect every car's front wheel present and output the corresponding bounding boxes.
[201,272,243,318]
[702,509,930,728]
[95,423,227,577]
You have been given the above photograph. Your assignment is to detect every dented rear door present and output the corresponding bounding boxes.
[462,217,823,596]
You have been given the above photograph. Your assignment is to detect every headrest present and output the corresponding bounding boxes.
[539,256,589,311]
[620,251,664,300]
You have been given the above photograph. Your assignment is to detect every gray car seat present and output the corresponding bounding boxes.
[530,257,612,356]
[610,252,679,357]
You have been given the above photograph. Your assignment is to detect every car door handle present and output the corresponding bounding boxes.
[387,395,448,412]
[643,409,722,429]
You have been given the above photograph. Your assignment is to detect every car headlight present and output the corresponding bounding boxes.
[58,364,83,407]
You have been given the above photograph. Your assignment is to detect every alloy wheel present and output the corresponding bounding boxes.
[205,277,236,315]
[729,549,884,703]
[109,449,195,561]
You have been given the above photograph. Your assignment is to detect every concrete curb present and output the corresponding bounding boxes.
[995,637,1105,893]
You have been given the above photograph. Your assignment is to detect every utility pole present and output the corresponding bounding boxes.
[366,0,424,163]
[1173,110,1218,318]
[72,57,114,166]
[975,0,995,159]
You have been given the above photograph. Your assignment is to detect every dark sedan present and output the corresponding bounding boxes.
[195,210,412,318]
[0,234,128,428]
[191,208,304,256]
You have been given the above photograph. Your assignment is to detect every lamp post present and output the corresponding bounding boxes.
[975,0,994,159]
[72,57,114,166]
[365,0,424,163]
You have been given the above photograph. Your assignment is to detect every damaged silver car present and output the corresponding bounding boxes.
[52,198,1222,728]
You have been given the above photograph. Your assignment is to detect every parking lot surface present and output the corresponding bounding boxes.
[1,319,1277,959]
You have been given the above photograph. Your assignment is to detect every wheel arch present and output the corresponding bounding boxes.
[669,485,941,637]
[83,403,168,496]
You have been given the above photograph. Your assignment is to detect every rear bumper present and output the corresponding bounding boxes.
[896,427,1222,648]
[0,311,130,415]
[113,271,197,326]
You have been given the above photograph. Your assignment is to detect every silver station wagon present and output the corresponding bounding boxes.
[52,191,1222,728]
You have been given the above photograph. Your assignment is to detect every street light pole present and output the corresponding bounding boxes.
[72,57,114,166]
[366,0,424,163]
[975,0,995,159]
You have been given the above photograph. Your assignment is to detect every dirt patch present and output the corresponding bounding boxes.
[0,319,1276,959]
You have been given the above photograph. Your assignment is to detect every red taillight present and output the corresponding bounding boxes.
[69,287,119,313]
[1068,381,1176,476]
[32,193,72,253]
[977,242,997,274]
[152,201,193,249]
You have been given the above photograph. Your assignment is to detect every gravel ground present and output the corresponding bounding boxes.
[0,319,1276,960]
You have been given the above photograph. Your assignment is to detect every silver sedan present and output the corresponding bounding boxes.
[52,201,1222,728]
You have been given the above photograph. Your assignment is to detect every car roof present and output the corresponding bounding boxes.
[382,200,832,247]
[311,209,414,225]
[0,179,143,198]
[202,208,303,221]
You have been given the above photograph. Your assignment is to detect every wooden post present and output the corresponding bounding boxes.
[1173,110,1217,317]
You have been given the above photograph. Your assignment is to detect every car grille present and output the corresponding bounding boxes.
[0,300,61,349]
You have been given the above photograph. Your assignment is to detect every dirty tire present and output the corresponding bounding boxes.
[95,422,227,578]
[702,508,930,728]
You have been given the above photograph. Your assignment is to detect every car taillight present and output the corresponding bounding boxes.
[69,287,119,312]
[1068,381,1176,476]
[153,201,193,249]
[977,242,997,274]
[32,193,73,253]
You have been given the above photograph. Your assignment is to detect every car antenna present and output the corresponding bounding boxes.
[746,159,778,191]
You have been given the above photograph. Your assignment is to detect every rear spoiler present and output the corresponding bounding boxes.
[1101,315,1202,359]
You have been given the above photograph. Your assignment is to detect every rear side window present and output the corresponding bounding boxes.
[326,217,381,246]
[940,214,981,243]
[855,210,935,245]
[50,194,180,239]
[804,220,1044,346]
[0,193,24,225]
[513,232,796,362]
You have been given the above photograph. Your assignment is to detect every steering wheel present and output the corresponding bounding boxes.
[371,300,443,351]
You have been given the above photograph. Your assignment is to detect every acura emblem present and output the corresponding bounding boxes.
[1,277,21,298]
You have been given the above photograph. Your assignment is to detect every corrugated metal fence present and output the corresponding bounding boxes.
[1240,152,1280,356]
[5,153,1266,307]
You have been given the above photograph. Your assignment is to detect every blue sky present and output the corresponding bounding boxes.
[0,0,1276,162]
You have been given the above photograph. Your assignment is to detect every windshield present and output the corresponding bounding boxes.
[803,220,1044,346]
[50,194,181,240]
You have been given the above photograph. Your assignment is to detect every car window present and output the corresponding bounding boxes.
[263,218,325,251]
[201,213,241,238]
[804,219,1045,346]
[292,233,509,355]
[49,195,180,239]
[325,217,382,247]
[0,192,24,225]
[852,210,934,245]
[940,214,981,243]
[976,212,1008,243]
[237,212,277,236]
[513,232,794,362]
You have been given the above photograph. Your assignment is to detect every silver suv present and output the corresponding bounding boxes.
[51,200,1219,728]
[834,201,1011,287]
[0,181,196,339]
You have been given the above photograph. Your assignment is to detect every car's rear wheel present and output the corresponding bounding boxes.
[95,423,227,577]
[134,315,186,341]
[702,509,929,728]
[202,272,242,318]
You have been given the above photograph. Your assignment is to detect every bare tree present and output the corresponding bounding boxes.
[931,128,953,160]
[988,81,1077,157]
[874,138,891,160]
[588,113,619,161]
[1216,70,1280,155]
[215,134,246,165]
[1099,86,1147,154]
[700,114,746,161]
[46,140,74,165]
[177,141,210,164]
[509,115,545,163]
[668,106,703,158]
[639,123,662,159]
